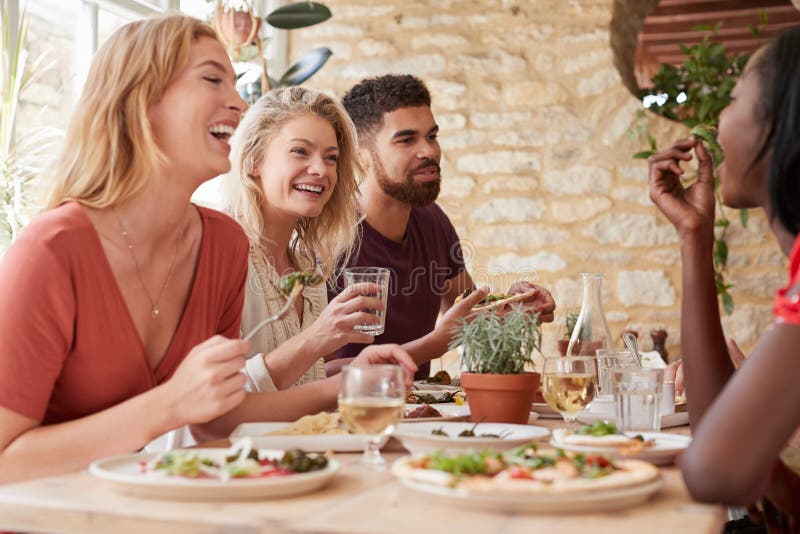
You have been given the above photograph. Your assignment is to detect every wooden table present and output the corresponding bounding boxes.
[0,419,726,534]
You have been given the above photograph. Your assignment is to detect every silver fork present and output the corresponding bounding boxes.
[243,284,303,358]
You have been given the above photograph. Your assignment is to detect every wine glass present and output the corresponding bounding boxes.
[338,365,405,468]
[541,356,597,422]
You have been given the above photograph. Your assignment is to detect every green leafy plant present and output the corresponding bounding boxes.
[562,311,579,340]
[633,16,766,315]
[1,0,61,246]
[209,1,333,105]
[450,307,542,375]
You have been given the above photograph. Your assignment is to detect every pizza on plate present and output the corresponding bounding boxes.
[552,421,656,456]
[392,444,659,494]
[455,289,536,311]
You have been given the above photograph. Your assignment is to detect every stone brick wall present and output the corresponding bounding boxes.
[290,0,785,360]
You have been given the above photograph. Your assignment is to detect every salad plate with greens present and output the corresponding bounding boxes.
[89,438,339,500]
[393,421,548,454]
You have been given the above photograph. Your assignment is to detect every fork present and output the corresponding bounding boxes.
[243,284,303,358]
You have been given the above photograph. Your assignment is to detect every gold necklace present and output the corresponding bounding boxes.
[114,206,191,319]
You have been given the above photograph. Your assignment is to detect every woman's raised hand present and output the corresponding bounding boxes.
[352,344,418,386]
[164,336,250,425]
[303,282,385,355]
[648,138,716,239]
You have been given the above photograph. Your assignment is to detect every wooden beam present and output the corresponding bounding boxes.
[643,9,800,35]
[650,0,790,17]
[641,21,798,43]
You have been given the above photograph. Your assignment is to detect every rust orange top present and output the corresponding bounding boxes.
[0,202,248,424]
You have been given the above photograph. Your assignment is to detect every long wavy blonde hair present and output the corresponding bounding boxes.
[223,87,362,280]
[46,14,217,208]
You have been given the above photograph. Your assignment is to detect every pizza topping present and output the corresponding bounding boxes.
[575,420,618,437]
[404,404,443,419]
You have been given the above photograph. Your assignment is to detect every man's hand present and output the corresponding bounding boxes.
[508,281,555,323]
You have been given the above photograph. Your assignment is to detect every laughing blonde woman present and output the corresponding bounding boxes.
[223,87,384,391]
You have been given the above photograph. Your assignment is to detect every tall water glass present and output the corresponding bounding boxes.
[338,365,404,468]
[596,349,638,399]
[612,368,663,432]
[542,356,597,422]
[343,267,390,335]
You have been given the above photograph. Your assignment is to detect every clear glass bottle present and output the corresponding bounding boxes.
[566,273,615,356]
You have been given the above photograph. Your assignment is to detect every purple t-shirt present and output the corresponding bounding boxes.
[329,203,465,378]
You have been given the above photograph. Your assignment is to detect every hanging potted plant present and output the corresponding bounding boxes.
[450,307,542,424]
[213,0,261,55]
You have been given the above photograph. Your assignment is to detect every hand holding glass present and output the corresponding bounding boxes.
[338,365,404,467]
[342,267,390,335]
[542,356,597,422]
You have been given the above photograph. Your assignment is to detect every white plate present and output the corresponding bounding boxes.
[89,448,339,500]
[394,422,549,454]
[576,410,690,429]
[403,403,470,422]
[412,381,462,392]
[531,402,562,419]
[406,388,464,404]
[393,460,663,513]
[230,423,389,452]
[550,431,691,465]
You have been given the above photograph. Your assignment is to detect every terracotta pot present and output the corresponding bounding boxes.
[215,9,261,48]
[461,372,540,424]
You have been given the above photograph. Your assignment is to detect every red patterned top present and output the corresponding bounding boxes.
[773,234,800,326]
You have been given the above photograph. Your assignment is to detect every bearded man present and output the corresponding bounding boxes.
[328,74,555,378]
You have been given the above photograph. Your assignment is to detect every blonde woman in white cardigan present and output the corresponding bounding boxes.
[223,87,384,391]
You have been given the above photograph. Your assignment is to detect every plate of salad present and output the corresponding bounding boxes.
[89,438,339,500]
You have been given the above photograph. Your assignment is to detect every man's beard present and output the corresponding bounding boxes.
[372,150,441,207]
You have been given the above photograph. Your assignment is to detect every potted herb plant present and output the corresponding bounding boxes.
[557,311,579,356]
[450,307,542,424]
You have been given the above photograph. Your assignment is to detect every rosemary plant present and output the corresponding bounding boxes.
[449,307,542,375]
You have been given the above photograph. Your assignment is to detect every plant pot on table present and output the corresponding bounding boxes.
[461,372,540,424]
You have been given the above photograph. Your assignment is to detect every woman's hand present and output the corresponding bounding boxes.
[303,282,385,355]
[352,344,418,386]
[164,336,250,425]
[648,138,716,239]
[665,359,685,396]
[507,281,556,323]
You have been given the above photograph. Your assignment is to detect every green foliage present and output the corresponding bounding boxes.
[223,1,333,104]
[0,1,61,245]
[635,16,766,315]
[265,1,332,29]
[562,311,579,340]
[450,307,542,375]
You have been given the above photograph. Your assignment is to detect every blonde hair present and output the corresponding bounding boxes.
[46,14,217,209]
[223,87,362,280]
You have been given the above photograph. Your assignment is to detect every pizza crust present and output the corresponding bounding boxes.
[393,456,660,495]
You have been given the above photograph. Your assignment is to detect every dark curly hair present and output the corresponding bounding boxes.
[341,74,431,146]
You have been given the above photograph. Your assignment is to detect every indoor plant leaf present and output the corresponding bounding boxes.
[265,2,332,30]
[277,47,332,86]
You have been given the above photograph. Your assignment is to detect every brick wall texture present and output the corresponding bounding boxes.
[289,0,785,359]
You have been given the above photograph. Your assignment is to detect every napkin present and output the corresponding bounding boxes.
[640,350,667,369]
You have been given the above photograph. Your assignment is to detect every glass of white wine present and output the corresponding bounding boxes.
[338,365,405,468]
[542,356,597,422]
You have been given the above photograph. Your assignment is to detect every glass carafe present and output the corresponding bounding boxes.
[566,273,614,356]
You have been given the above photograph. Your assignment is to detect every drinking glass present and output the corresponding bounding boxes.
[596,349,638,399]
[612,368,664,432]
[342,267,390,335]
[541,356,597,422]
[338,365,404,468]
